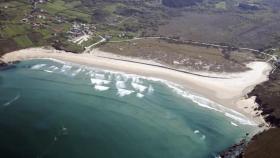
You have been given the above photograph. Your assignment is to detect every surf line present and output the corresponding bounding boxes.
[2,93,21,107]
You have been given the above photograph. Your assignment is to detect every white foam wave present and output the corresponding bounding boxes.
[131,83,147,93]
[43,70,53,73]
[166,83,222,112]
[116,81,126,89]
[60,65,72,72]
[194,130,206,140]
[81,66,257,126]
[40,58,66,64]
[94,85,110,91]
[225,113,256,126]
[164,82,258,126]
[115,74,122,81]
[42,58,257,126]
[31,64,46,70]
[3,94,20,106]
[136,93,144,98]
[230,121,239,127]
[49,65,59,70]
[95,73,105,79]
[201,135,206,140]
[147,85,154,94]
[117,88,134,97]
[91,78,110,85]
[132,77,143,84]
[194,130,200,134]
[71,68,82,76]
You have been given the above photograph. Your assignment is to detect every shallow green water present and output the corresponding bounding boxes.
[0,59,256,158]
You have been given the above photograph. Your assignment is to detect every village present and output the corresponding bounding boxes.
[2,0,133,53]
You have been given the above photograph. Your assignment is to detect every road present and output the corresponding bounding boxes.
[84,35,106,53]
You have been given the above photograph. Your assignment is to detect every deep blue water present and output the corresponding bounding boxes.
[0,59,256,158]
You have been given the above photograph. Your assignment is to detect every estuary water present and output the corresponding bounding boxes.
[0,59,257,158]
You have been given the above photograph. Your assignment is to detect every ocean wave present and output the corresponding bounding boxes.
[39,58,257,126]
[225,113,257,126]
[201,135,206,140]
[39,58,66,64]
[43,70,53,73]
[136,93,144,98]
[117,88,134,97]
[60,65,72,73]
[31,64,46,70]
[131,83,147,93]
[194,130,206,140]
[95,73,105,79]
[147,85,154,94]
[71,68,82,77]
[90,66,258,126]
[230,121,239,127]
[116,81,126,89]
[3,94,20,106]
[162,81,257,126]
[48,65,59,71]
[132,77,143,84]
[94,85,110,91]
[194,130,200,134]
[91,78,110,85]
[165,83,222,112]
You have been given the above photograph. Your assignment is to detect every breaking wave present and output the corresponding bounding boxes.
[136,93,145,98]
[94,85,110,91]
[29,59,257,126]
[31,64,46,70]
[117,88,134,97]
[3,94,21,106]
[131,83,147,93]
[91,78,110,85]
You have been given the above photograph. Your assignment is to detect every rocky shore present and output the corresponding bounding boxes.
[0,59,19,70]
[220,64,280,158]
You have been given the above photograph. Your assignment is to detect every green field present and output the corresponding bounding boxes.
[13,35,33,47]
[1,25,29,38]
[215,2,226,10]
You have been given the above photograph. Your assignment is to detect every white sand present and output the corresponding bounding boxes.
[2,47,272,128]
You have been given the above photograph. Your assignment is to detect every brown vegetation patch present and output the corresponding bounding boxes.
[155,11,280,49]
[0,39,19,56]
[99,38,257,72]
[243,128,280,158]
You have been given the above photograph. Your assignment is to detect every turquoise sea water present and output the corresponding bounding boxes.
[0,59,257,158]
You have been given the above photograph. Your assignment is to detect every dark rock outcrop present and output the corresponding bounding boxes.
[248,68,280,127]
[242,128,280,158]
[162,0,203,8]
[238,3,260,11]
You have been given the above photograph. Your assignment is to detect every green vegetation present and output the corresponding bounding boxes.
[13,35,33,47]
[1,0,280,54]
[80,36,100,48]
[52,38,84,54]
[104,3,125,14]
[58,10,91,23]
[40,0,67,14]
[215,2,226,10]
[1,25,28,38]
[0,0,169,54]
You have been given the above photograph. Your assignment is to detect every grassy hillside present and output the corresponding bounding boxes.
[1,0,280,55]
[0,0,165,54]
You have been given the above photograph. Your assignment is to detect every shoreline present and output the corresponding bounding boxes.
[1,47,272,131]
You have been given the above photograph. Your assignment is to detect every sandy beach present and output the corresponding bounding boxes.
[1,47,272,128]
